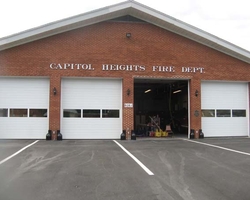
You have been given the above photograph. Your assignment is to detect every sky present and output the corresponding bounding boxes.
[0,0,250,52]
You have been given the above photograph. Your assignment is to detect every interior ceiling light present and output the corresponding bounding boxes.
[144,89,151,93]
[173,89,182,94]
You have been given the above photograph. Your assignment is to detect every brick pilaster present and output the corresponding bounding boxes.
[190,78,201,138]
[123,76,134,139]
[49,76,61,138]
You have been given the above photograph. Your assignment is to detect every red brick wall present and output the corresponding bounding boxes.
[0,21,249,135]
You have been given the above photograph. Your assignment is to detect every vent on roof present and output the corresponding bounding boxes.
[110,15,146,23]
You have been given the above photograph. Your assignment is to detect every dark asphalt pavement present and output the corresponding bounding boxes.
[1,138,250,200]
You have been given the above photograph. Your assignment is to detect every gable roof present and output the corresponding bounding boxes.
[0,0,250,64]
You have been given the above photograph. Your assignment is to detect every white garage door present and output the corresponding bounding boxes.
[0,77,49,139]
[61,78,122,139]
[201,81,248,137]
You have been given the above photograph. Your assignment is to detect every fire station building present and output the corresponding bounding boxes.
[0,0,250,139]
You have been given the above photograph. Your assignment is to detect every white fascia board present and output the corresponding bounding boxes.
[0,1,132,50]
[130,2,250,62]
[174,20,250,57]
[0,0,250,63]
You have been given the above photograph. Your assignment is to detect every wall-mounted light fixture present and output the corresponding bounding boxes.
[195,90,199,97]
[53,87,57,95]
[126,33,131,38]
[127,89,131,96]
[144,89,151,93]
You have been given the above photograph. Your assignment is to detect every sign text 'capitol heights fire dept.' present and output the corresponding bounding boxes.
[49,63,205,73]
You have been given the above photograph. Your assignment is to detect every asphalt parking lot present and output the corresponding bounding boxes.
[1,138,250,200]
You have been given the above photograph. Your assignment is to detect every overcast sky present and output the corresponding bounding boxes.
[0,0,249,51]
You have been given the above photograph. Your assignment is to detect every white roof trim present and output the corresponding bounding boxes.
[0,0,250,64]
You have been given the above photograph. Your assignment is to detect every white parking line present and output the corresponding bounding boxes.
[0,140,39,165]
[113,140,154,175]
[183,139,250,156]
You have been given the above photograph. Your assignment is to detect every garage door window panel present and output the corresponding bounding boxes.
[102,110,119,118]
[63,109,81,118]
[10,109,28,117]
[83,109,100,118]
[232,110,246,117]
[216,110,231,117]
[30,109,47,117]
[0,109,8,117]
[202,109,215,117]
